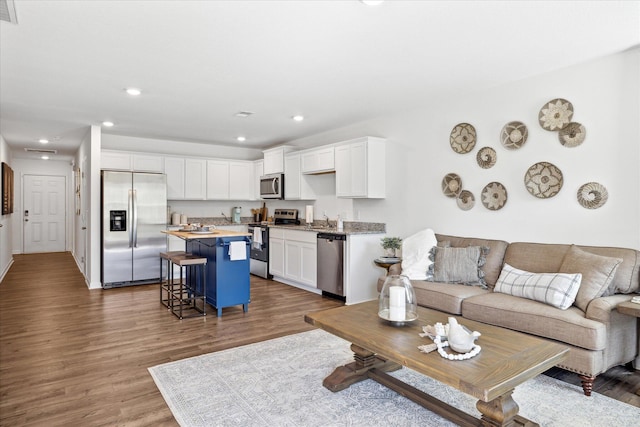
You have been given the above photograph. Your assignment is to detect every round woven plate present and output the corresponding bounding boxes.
[450,123,476,154]
[500,121,528,149]
[476,147,497,169]
[481,182,507,210]
[456,190,475,210]
[559,122,586,147]
[577,182,608,209]
[538,98,573,131]
[442,173,462,197]
[524,162,563,198]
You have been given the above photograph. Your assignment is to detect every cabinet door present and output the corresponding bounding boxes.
[132,154,163,172]
[253,160,264,200]
[263,149,284,174]
[269,238,285,277]
[164,157,185,199]
[284,240,302,280]
[184,158,206,199]
[284,154,301,200]
[350,141,368,197]
[207,160,230,199]
[101,151,132,171]
[229,161,253,200]
[335,145,352,197]
[299,241,317,287]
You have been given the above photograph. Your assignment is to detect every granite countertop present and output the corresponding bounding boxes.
[163,229,250,240]
[170,216,386,236]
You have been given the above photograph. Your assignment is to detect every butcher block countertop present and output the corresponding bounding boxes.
[163,230,250,240]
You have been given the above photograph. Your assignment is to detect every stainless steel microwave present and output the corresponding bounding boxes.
[260,173,284,199]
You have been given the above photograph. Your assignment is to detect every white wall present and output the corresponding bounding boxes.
[9,158,73,254]
[0,135,14,282]
[101,134,262,161]
[287,49,640,249]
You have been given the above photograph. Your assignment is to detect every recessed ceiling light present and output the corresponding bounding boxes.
[41,155,49,160]
[102,121,114,127]
[39,139,49,144]
[234,111,254,118]
[125,88,141,96]
[236,136,246,142]
[292,115,305,122]
[360,0,384,5]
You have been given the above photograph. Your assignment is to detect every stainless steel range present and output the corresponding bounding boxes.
[249,208,300,279]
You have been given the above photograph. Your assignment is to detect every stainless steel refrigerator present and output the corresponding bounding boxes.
[101,171,167,288]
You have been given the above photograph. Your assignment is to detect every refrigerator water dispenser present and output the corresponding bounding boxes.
[110,210,127,231]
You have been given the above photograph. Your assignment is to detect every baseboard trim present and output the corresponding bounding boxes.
[0,258,14,283]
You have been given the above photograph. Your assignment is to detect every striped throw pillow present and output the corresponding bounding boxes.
[494,263,582,310]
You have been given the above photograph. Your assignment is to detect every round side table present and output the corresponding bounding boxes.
[374,257,402,275]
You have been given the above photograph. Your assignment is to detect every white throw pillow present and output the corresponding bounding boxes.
[494,263,582,310]
[401,228,438,280]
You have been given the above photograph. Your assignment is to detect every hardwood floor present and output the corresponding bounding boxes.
[1,252,638,426]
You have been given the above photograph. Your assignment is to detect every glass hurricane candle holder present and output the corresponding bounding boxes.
[378,274,418,326]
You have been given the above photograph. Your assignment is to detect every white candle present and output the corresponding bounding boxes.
[389,286,406,321]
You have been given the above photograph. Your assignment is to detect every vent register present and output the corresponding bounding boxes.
[0,0,17,24]
[25,148,57,154]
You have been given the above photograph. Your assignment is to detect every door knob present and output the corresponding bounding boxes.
[25,219,29,222]
[82,227,87,230]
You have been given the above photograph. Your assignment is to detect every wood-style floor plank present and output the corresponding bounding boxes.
[1,252,638,426]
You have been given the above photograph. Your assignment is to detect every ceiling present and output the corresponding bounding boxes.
[1,1,638,161]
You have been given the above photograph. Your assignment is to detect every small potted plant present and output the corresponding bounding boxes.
[380,236,402,258]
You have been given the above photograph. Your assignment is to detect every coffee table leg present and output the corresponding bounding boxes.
[476,390,538,427]
[323,344,401,392]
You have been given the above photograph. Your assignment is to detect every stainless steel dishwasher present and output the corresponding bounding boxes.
[317,233,346,297]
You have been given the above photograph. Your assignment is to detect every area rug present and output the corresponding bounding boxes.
[149,329,639,427]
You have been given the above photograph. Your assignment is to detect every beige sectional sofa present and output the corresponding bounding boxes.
[379,233,640,396]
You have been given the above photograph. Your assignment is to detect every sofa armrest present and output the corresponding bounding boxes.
[586,294,636,323]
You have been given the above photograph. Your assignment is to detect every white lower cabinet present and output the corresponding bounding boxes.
[269,228,317,289]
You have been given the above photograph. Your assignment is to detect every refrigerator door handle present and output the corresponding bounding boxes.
[128,189,134,248]
[132,189,138,248]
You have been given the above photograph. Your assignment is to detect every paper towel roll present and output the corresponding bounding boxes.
[305,205,314,223]
[172,213,181,225]
[180,214,188,224]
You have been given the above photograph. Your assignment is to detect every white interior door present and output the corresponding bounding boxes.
[23,175,67,253]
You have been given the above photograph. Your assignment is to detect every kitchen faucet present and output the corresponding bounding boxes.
[221,211,232,223]
[324,214,330,227]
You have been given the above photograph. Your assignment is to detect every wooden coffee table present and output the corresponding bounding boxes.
[305,300,568,427]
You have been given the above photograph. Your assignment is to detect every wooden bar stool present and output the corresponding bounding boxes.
[159,251,189,308]
[169,254,207,319]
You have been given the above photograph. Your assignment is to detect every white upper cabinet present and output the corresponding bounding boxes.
[101,150,163,172]
[165,157,206,200]
[184,158,207,199]
[262,146,294,175]
[284,153,315,200]
[229,161,254,200]
[335,137,386,198]
[132,154,163,172]
[101,151,132,171]
[206,160,230,199]
[206,160,254,200]
[301,146,335,174]
[165,157,186,199]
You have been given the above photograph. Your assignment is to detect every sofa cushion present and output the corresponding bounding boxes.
[505,242,640,295]
[558,245,622,311]
[400,228,438,280]
[494,263,581,310]
[462,292,606,351]
[426,245,488,288]
[435,234,509,288]
[410,280,490,315]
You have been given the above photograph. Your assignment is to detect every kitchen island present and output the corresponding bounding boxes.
[163,229,251,317]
